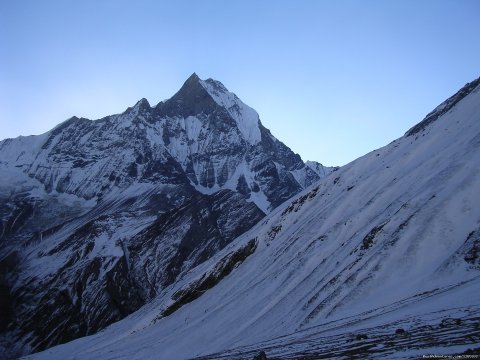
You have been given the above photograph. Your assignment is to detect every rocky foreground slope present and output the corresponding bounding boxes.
[25,77,480,359]
[0,74,333,358]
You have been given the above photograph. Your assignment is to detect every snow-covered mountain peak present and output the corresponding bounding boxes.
[154,73,261,144]
[0,74,335,358]
[156,73,220,119]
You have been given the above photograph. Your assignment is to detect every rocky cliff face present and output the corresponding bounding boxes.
[0,74,333,357]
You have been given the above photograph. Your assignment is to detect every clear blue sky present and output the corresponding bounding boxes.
[1,0,479,166]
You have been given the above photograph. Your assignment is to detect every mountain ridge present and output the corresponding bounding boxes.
[0,74,333,358]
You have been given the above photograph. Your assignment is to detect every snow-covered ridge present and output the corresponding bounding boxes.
[406,76,480,136]
[0,74,328,213]
[199,78,262,145]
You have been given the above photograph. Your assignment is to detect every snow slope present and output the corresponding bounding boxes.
[27,78,480,359]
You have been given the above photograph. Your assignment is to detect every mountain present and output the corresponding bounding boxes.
[24,76,480,360]
[0,74,333,358]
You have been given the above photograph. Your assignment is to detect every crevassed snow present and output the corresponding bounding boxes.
[200,78,261,145]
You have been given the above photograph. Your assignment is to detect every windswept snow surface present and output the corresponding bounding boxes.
[27,80,480,359]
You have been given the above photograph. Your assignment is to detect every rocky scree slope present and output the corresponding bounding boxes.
[0,73,333,358]
[24,77,480,360]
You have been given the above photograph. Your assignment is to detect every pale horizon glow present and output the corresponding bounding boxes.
[1,0,479,166]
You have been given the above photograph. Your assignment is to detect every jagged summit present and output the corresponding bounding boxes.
[1,74,329,210]
[188,71,200,81]
[176,72,203,94]
[157,73,221,118]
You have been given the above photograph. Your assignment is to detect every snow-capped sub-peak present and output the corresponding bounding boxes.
[305,160,337,177]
